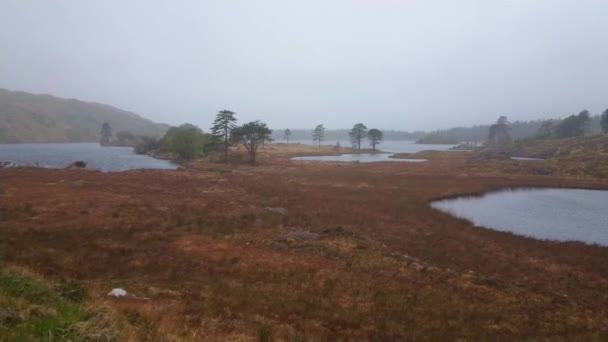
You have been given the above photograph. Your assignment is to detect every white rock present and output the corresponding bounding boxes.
[107,288,128,297]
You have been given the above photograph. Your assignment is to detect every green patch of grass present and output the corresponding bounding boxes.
[258,323,274,342]
[57,280,87,303]
[0,273,54,304]
[0,269,119,341]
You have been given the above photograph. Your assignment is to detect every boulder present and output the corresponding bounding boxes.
[67,161,87,168]
[107,288,128,297]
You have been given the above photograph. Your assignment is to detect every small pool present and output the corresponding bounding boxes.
[510,157,546,161]
[431,188,608,246]
[291,153,426,163]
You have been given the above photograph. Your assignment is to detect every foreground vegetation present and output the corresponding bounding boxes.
[2,145,608,340]
[0,267,123,341]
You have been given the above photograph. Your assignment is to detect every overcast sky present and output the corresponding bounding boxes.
[1,1,607,131]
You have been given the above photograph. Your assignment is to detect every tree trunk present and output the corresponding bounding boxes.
[223,127,229,162]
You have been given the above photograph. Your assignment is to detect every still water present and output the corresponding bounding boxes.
[276,140,455,153]
[280,140,454,162]
[432,188,608,246]
[291,153,426,163]
[0,143,177,172]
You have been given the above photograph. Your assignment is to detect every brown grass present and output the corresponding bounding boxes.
[1,146,608,340]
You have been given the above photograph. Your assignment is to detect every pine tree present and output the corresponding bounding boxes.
[367,128,383,150]
[210,110,237,162]
[349,123,368,149]
[312,124,325,147]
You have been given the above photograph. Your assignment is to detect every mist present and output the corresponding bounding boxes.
[1,0,607,131]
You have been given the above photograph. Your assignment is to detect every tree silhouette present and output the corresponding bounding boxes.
[312,124,325,147]
[488,116,511,147]
[231,121,273,163]
[283,128,292,143]
[100,122,112,146]
[367,128,383,150]
[211,110,237,162]
[601,109,608,133]
[555,110,590,138]
[349,123,368,149]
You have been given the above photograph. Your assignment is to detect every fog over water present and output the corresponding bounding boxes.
[1,1,607,131]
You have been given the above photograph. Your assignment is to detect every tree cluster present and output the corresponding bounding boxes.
[535,110,593,139]
[210,110,273,163]
[488,116,512,147]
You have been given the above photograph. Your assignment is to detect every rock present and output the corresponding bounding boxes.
[285,230,320,240]
[264,207,289,215]
[67,161,87,168]
[107,288,128,297]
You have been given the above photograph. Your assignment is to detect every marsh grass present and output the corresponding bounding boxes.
[0,269,121,341]
[2,151,608,339]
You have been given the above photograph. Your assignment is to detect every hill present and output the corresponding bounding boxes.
[0,89,169,143]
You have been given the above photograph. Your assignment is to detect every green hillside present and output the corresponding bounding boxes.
[0,89,169,143]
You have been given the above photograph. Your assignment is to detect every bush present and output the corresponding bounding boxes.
[161,124,212,160]
[133,136,161,155]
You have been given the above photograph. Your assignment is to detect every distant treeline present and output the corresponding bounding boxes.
[275,114,605,145]
[417,115,604,144]
[272,129,425,141]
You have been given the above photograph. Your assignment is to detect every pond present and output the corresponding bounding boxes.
[283,140,454,162]
[291,153,426,163]
[0,143,177,172]
[510,157,545,161]
[431,188,608,246]
[275,140,455,153]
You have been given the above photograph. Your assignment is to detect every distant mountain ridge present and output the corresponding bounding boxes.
[0,88,169,143]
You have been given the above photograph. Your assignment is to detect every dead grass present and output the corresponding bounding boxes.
[1,145,608,339]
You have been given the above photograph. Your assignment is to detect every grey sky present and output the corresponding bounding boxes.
[1,0,607,131]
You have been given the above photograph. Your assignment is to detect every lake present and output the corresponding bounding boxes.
[431,188,608,246]
[0,143,177,172]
